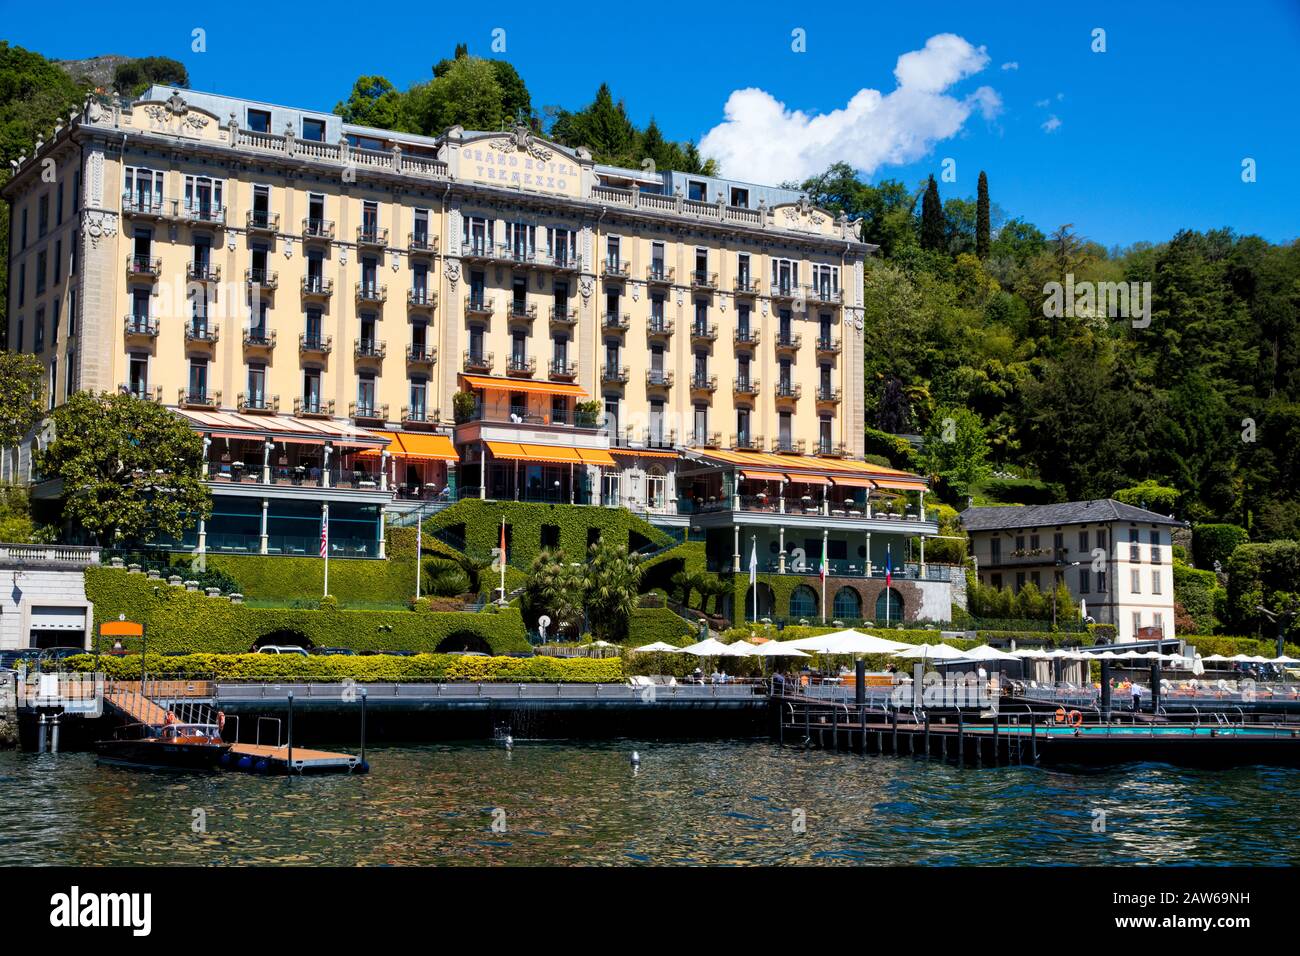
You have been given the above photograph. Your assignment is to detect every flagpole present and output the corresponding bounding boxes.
[498,516,506,605]
[322,503,329,598]
[415,517,422,600]
[750,535,757,624]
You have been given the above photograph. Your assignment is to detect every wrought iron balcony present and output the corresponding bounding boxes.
[646,265,674,285]
[603,312,631,331]
[121,193,170,219]
[550,306,578,327]
[302,218,335,241]
[690,270,719,290]
[806,284,843,305]
[184,322,220,345]
[465,297,494,317]
[770,282,798,300]
[245,267,278,290]
[548,359,577,380]
[407,288,437,310]
[815,336,841,356]
[645,370,674,389]
[734,327,760,347]
[732,432,761,451]
[816,385,841,404]
[349,401,388,423]
[355,281,387,304]
[125,254,161,278]
[354,338,386,360]
[237,392,279,413]
[246,209,279,233]
[690,322,719,343]
[123,315,159,338]
[406,344,437,365]
[733,277,760,296]
[242,328,276,349]
[506,356,537,377]
[118,382,162,402]
[301,276,333,297]
[178,388,221,409]
[463,350,493,373]
[775,382,802,401]
[461,241,494,261]
[692,431,722,448]
[602,258,631,279]
[771,437,805,454]
[356,226,388,248]
[182,203,226,227]
[647,317,674,338]
[601,364,630,384]
[187,262,221,283]
[733,377,760,398]
[401,405,434,425]
[642,428,677,449]
[775,331,802,352]
[294,397,335,418]
[531,251,581,273]
[690,373,718,393]
[507,302,538,322]
[299,333,333,355]
[408,232,438,255]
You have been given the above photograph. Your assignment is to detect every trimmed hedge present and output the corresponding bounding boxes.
[1225,540,1300,632]
[1191,523,1248,571]
[1172,560,1223,633]
[626,606,695,647]
[1182,635,1300,659]
[65,652,623,682]
[84,567,529,655]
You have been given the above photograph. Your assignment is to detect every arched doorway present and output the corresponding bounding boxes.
[789,585,818,619]
[435,631,493,654]
[833,587,862,620]
[874,588,904,622]
[252,629,315,651]
[743,582,774,621]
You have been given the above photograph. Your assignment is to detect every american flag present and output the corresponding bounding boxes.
[320,515,328,558]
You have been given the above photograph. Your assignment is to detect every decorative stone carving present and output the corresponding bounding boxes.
[82,210,118,249]
[488,123,554,162]
[579,276,594,301]
[87,150,104,205]
[283,238,294,259]
[444,260,461,285]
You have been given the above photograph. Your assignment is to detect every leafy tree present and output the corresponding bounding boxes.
[917,405,992,500]
[524,548,584,637]
[0,351,45,472]
[111,57,188,97]
[920,175,945,251]
[583,537,642,641]
[1113,480,1180,514]
[976,171,991,260]
[333,75,407,130]
[35,392,211,546]
[411,55,505,133]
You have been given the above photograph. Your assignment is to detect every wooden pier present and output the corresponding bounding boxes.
[226,742,364,775]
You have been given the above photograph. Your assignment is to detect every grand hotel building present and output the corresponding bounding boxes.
[4,87,948,621]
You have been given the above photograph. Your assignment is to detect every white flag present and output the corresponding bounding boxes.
[749,538,758,586]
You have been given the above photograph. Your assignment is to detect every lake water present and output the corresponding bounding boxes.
[2,741,1297,865]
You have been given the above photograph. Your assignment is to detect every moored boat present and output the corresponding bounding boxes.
[95,721,230,770]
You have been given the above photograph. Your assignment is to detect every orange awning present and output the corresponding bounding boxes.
[461,374,588,398]
[395,433,457,462]
[740,470,788,482]
[576,448,616,466]
[488,441,584,464]
[830,475,874,488]
[610,447,679,459]
[872,478,928,490]
[485,441,526,460]
[786,473,832,486]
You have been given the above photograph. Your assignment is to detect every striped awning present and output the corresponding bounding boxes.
[739,470,788,483]
[357,431,457,461]
[461,374,588,398]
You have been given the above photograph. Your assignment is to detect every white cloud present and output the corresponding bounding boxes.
[1000,61,1019,70]
[698,33,1000,185]
[1035,98,1051,108]
[1041,114,1061,133]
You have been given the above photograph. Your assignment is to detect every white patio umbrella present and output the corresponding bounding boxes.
[893,642,966,660]
[1202,654,1230,662]
[784,629,912,655]
[1272,655,1300,664]
[723,641,760,657]
[751,642,810,658]
[960,644,1020,662]
[676,637,735,657]
[1014,648,1053,659]
[631,641,681,653]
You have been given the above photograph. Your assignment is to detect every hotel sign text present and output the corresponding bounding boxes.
[461,141,580,196]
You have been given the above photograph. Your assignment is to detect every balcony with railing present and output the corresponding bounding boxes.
[465,296,494,317]
[603,311,631,331]
[806,284,843,305]
[294,397,335,418]
[356,226,388,248]
[354,338,386,361]
[184,322,220,345]
[775,331,802,352]
[302,218,335,242]
[602,258,631,279]
[187,262,221,283]
[690,373,718,393]
[820,441,851,458]
[126,254,161,279]
[774,381,801,402]
[301,275,333,298]
[178,387,221,409]
[816,385,841,404]
[506,356,537,377]
[732,432,761,451]
[121,192,170,219]
[601,364,630,385]
[243,328,276,350]
[460,240,494,262]
[734,327,760,347]
[181,203,226,227]
[245,267,278,290]
[237,392,279,413]
[548,359,577,380]
[246,209,280,234]
[733,276,760,296]
[530,251,581,273]
[408,232,438,256]
[119,382,162,402]
[356,281,387,304]
[770,282,798,301]
[690,270,719,291]
[690,322,719,343]
[463,350,494,373]
[401,405,436,426]
[645,369,674,389]
[550,305,578,328]
[646,265,674,285]
[815,335,841,356]
[647,317,674,339]
[507,302,538,324]
[349,401,388,424]
[123,315,159,339]
[691,431,722,448]
[407,288,437,310]
[406,344,436,366]
[771,437,805,454]
[733,377,760,399]
[299,333,333,355]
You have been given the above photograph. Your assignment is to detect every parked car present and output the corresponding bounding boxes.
[0,649,43,671]
[39,647,90,663]
[359,649,416,657]
[312,647,357,656]
[255,645,311,656]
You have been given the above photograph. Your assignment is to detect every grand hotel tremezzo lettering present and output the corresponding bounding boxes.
[464,142,578,194]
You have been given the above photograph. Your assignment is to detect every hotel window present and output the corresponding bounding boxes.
[360,314,377,350]
[36,251,46,294]
[606,289,621,323]
[1153,612,1164,635]
[130,289,150,325]
[1129,528,1141,562]
[360,257,378,296]
[1029,534,1039,550]
[811,263,839,298]
[69,288,77,336]
[464,217,492,254]
[1031,571,1041,589]
[250,243,269,282]
[650,241,666,279]
[737,254,752,288]
[693,300,708,335]
[511,276,527,313]
[778,411,792,448]
[302,117,326,142]
[37,194,49,236]
[246,108,271,133]
[647,468,666,509]
[778,309,793,343]
[71,239,77,275]
[736,354,750,387]
[56,184,64,225]
[552,335,568,367]
[818,313,831,346]
[16,264,24,307]
[602,472,621,507]
[303,370,322,411]
[688,180,706,201]
[1132,612,1142,634]
[306,252,324,289]
[650,295,665,331]
[250,185,272,229]
[547,227,575,265]
[412,209,430,247]
[650,345,666,383]
[409,380,428,420]
[34,308,44,353]
[694,351,708,383]
[736,409,751,447]
[737,304,751,340]
[550,394,568,425]
[1078,568,1090,594]
[247,365,267,405]
[468,326,485,360]
[554,280,569,312]
[604,397,620,436]
[53,239,62,284]
[1152,571,1162,595]
[1015,535,1025,551]
[412,262,429,297]
[505,221,534,258]
[511,331,527,368]
[305,308,323,344]
[819,364,832,396]
[1131,569,1141,594]
[357,374,377,415]
[603,340,620,373]
[606,235,620,269]
[51,301,59,346]
[1149,529,1162,562]
[779,359,792,390]
[1078,530,1089,552]
[990,538,1001,563]
[361,202,380,240]
[412,320,429,354]
[819,417,832,455]
[307,193,326,228]
[65,350,76,399]
[183,174,223,217]
[469,270,486,308]
[991,573,1003,590]
[128,354,149,398]
[773,258,798,294]
[188,359,209,401]
[729,187,749,208]
[1097,570,1107,592]
[1015,571,1026,592]
[1097,529,1108,551]
[693,405,708,444]
[73,171,80,212]
[648,400,664,443]
[251,301,270,339]
[1053,532,1064,552]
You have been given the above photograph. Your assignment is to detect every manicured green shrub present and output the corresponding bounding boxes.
[1191,523,1248,570]
[1172,560,1223,634]
[1225,540,1300,633]
[626,607,694,647]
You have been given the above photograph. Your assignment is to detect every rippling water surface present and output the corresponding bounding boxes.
[2,742,1297,865]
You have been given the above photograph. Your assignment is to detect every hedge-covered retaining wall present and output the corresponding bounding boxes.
[425,499,674,570]
[65,652,622,682]
[84,567,529,655]
[626,607,695,647]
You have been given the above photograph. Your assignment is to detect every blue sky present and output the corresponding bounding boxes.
[5,0,1298,248]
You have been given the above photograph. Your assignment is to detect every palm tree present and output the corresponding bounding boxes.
[584,538,643,642]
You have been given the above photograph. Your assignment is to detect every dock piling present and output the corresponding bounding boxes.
[287,691,295,774]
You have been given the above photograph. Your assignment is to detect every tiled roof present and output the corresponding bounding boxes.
[959,499,1186,532]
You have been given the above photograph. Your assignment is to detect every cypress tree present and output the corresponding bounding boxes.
[920,175,946,252]
[976,171,991,259]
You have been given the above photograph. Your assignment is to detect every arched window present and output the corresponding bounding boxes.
[874,588,904,622]
[789,585,818,619]
[833,587,862,620]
